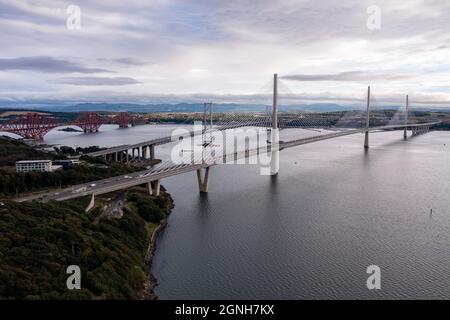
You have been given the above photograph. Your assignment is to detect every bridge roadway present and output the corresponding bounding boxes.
[16,122,439,203]
[279,122,440,149]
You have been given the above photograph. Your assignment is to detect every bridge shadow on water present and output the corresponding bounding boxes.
[194,192,212,219]
[270,174,278,190]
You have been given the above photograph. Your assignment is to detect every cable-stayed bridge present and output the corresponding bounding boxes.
[16,74,441,208]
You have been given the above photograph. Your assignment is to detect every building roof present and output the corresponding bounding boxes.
[16,160,52,164]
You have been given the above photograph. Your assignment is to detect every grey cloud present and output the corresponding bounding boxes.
[56,76,141,86]
[97,57,149,66]
[0,56,111,73]
[113,57,148,65]
[282,71,415,82]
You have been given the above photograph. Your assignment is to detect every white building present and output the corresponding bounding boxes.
[15,160,61,173]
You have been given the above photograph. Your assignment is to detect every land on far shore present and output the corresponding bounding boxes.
[0,106,449,130]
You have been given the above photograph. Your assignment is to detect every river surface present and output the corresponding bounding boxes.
[39,124,450,299]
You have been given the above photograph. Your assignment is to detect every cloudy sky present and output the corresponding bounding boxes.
[1,0,450,107]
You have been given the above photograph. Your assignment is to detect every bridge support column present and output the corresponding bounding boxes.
[270,129,280,175]
[364,131,369,149]
[142,146,148,159]
[364,86,371,149]
[404,95,408,140]
[154,180,160,196]
[197,167,210,193]
[150,145,155,160]
[85,194,95,212]
[114,152,118,162]
[270,73,279,176]
[146,181,161,196]
[146,182,153,195]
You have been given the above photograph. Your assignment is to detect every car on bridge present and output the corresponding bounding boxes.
[72,186,87,193]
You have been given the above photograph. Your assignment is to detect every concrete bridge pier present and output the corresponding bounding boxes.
[154,180,160,196]
[197,167,210,193]
[141,145,155,160]
[270,128,280,175]
[146,181,153,195]
[150,144,155,160]
[364,130,369,149]
[364,86,371,149]
[85,194,95,212]
[142,145,148,159]
[146,180,161,196]
[138,146,143,162]
[404,95,409,140]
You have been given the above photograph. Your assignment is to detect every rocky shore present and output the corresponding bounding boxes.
[142,186,174,300]
[143,219,168,300]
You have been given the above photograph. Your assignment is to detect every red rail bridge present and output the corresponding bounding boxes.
[0,112,142,140]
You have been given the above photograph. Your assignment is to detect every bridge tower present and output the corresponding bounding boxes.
[75,112,103,133]
[364,86,370,149]
[404,95,409,140]
[197,167,211,193]
[202,102,213,146]
[270,73,280,175]
[197,102,213,193]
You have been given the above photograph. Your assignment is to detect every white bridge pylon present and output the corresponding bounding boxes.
[270,73,280,176]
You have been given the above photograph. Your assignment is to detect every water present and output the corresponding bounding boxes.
[41,125,450,299]
[44,124,181,149]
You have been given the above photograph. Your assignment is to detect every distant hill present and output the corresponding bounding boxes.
[0,102,448,113]
[0,102,363,113]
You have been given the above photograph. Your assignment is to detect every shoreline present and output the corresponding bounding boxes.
[141,187,174,300]
[143,218,168,300]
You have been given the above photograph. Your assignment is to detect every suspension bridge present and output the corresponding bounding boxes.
[15,74,440,208]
